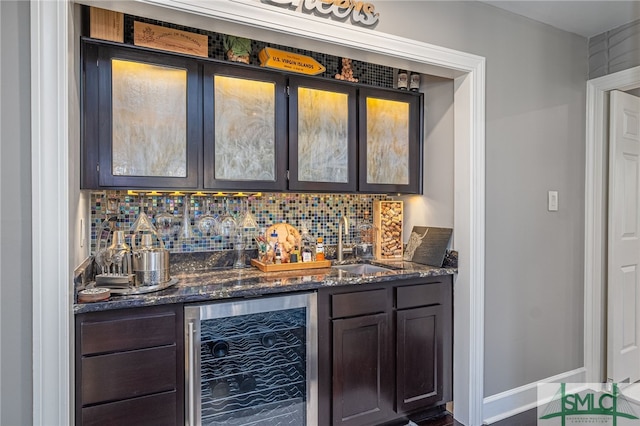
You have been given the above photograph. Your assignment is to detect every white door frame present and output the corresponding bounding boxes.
[32,1,486,424]
[31,1,71,425]
[585,65,640,384]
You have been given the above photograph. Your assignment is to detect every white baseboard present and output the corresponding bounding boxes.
[482,367,587,424]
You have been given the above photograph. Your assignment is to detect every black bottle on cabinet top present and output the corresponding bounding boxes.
[397,69,408,90]
[410,72,421,92]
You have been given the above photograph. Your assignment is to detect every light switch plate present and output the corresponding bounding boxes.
[548,190,558,211]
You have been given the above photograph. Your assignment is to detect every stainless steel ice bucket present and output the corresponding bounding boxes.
[132,248,170,286]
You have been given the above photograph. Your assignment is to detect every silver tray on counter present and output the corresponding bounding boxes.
[94,277,178,295]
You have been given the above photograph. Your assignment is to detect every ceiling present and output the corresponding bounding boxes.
[480,1,640,38]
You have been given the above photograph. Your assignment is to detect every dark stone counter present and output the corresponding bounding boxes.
[73,258,456,314]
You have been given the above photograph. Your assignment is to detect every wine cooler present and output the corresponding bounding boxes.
[184,293,317,426]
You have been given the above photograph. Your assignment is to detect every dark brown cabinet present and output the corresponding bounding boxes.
[396,304,443,412]
[329,288,394,426]
[358,87,423,194]
[288,75,358,192]
[332,314,393,426]
[81,39,201,189]
[75,304,184,426]
[318,275,452,426]
[203,63,288,191]
[81,38,424,194]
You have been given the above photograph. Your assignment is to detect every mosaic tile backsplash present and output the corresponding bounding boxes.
[90,191,390,254]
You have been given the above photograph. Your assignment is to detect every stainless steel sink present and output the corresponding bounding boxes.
[332,263,394,275]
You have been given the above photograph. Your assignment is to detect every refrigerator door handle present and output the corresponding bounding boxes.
[186,320,196,426]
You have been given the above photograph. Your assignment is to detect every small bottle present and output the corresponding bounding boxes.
[397,69,408,90]
[410,72,420,92]
[275,243,282,264]
[315,237,325,261]
[290,244,299,263]
[267,231,279,264]
[355,212,376,260]
[299,221,315,262]
[301,244,313,262]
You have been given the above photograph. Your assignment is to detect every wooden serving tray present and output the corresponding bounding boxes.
[251,258,331,272]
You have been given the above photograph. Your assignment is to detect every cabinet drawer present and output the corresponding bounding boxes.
[81,390,177,426]
[81,345,176,405]
[332,288,387,318]
[396,282,446,310]
[80,311,176,355]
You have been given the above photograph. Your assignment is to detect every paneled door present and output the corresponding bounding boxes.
[608,90,640,383]
[332,313,393,426]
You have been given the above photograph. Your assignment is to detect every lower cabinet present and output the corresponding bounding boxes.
[332,312,394,426]
[396,304,443,413]
[75,304,184,426]
[318,275,453,426]
[74,275,452,426]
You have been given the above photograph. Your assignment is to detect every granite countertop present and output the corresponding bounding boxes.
[73,258,457,314]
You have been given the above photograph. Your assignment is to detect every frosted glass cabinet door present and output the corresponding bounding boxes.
[111,60,187,177]
[81,40,200,189]
[288,77,357,192]
[203,64,287,191]
[358,87,422,194]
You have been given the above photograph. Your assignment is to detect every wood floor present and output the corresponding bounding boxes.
[416,408,538,426]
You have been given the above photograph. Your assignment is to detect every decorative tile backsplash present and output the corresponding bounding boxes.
[90,191,390,254]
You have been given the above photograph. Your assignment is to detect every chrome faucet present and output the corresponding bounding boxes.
[337,216,352,262]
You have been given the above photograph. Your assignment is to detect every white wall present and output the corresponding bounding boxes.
[373,1,587,396]
[589,19,640,79]
[0,1,33,424]
[399,75,455,233]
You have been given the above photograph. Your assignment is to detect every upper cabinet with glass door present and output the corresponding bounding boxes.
[81,39,201,189]
[358,87,423,194]
[288,76,357,192]
[202,64,287,191]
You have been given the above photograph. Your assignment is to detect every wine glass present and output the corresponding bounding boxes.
[239,198,258,232]
[155,211,176,237]
[155,194,178,238]
[130,191,156,234]
[178,194,195,240]
[96,196,118,253]
[237,198,258,248]
[218,198,238,239]
[197,197,220,237]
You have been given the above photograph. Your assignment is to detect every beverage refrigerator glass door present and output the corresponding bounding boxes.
[184,292,318,426]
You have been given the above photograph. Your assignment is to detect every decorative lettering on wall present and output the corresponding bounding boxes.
[263,0,380,27]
